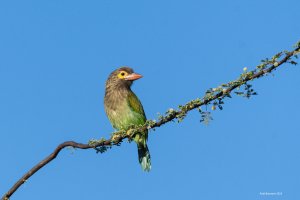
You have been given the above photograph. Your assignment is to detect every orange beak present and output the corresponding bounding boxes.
[124,73,143,81]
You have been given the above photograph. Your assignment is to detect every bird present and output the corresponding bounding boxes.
[104,67,151,172]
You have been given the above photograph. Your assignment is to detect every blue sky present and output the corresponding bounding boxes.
[0,0,299,199]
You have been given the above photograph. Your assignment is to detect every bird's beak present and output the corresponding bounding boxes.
[124,73,143,81]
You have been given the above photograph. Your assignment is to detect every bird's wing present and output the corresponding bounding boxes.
[127,92,146,122]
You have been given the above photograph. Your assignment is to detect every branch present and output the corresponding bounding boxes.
[2,41,300,200]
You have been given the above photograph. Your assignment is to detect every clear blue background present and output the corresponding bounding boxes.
[0,0,299,199]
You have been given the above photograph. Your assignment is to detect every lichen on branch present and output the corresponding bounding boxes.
[88,40,300,151]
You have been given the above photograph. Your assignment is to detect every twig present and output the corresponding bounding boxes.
[2,43,299,200]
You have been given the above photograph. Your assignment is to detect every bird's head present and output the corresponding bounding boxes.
[106,67,143,89]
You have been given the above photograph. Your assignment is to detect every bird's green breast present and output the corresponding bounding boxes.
[104,88,146,131]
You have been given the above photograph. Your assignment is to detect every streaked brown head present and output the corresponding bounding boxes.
[105,67,143,90]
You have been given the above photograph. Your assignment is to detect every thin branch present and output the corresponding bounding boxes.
[2,42,300,200]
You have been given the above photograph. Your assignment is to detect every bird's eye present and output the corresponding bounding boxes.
[118,71,128,79]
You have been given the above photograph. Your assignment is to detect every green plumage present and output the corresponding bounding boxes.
[104,67,151,171]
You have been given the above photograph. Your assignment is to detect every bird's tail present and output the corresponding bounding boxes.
[137,143,151,172]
